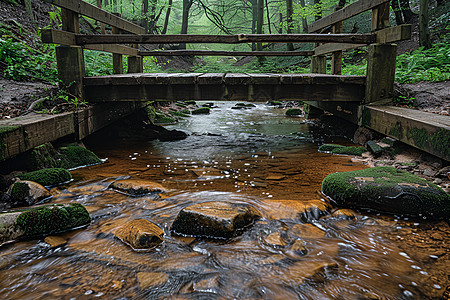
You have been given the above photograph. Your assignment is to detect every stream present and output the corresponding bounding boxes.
[0,102,446,299]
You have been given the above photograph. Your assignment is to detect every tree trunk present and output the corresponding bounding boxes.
[278,12,283,33]
[286,0,293,50]
[161,0,172,34]
[180,0,192,49]
[142,0,149,33]
[299,0,308,33]
[256,0,264,51]
[400,0,415,23]
[265,0,272,34]
[419,0,431,49]
[391,0,404,25]
[251,0,257,50]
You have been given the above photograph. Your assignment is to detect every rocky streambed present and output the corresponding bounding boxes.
[0,101,448,299]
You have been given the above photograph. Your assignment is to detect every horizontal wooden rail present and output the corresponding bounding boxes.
[139,50,315,56]
[313,25,411,55]
[75,33,376,45]
[308,0,390,33]
[43,0,145,34]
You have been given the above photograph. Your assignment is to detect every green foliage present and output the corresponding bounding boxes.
[318,144,345,152]
[0,38,57,81]
[285,108,302,116]
[84,50,113,77]
[331,146,368,156]
[395,37,450,83]
[192,107,211,115]
[18,168,72,187]
[155,112,176,124]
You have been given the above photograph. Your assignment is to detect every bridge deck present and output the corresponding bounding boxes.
[84,73,366,102]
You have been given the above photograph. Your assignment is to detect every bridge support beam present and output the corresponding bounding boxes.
[364,43,396,105]
[127,56,143,73]
[56,46,85,100]
[311,55,326,74]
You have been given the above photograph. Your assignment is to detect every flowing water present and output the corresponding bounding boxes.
[0,102,447,299]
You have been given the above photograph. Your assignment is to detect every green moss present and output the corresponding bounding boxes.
[176,103,187,108]
[192,107,211,115]
[267,101,282,106]
[361,106,371,127]
[18,168,72,187]
[430,129,450,157]
[16,203,91,237]
[155,112,176,124]
[0,126,20,160]
[322,166,450,219]
[331,146,368,156]
[184,100,196,105]
[389,122,402,139]
[170,111,190,118]
[408,128,428,149]
[9,182,30,203]
[318,144,345,152]
[180,109,191,115]
[58,146,101,169]
[145,105,156,123]
[285,108,302,116]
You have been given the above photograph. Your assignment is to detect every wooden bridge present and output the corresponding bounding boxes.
[0,0,449,162]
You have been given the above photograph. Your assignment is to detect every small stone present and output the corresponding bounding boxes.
[170,201,261,239]
[265,174,286,181]
[136,272,168,289]
[263,232,287,248]
[114,219,164,251]
[423,168,437,177]
[109,179,166,196]
[44,236,67,248]
[434,178,443,184]
[284,239,307,259]
[331,209,357,220]
[290,224,326,239]
[193,275,220,293]
[7,180,52,206]
[366,140,383,158]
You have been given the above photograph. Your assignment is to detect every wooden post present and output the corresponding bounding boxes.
[128,44,143,73]
[331,6,343,75]
[371,3,390,32]
[364,43,397,105]
[112,26,123,73]
[311,55,326,74]
[56,8,84,99]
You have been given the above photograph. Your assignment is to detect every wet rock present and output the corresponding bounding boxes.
[436,166,450,179]
[44,235,67,248]
[331,146,368,156]
[136,272,168,289]
[331,209,357,220]
[157,126,188,141]
[263,232,287,248]
[280,261,338,285]
[114,219,164,251]
[0,203,90,245]
[353,127,377,145]
[170,201,262,239]
[109,179,167,197]
[290,224,326,239]
[266,101,283,107]
[192,107,211,115]
[283,239,307,259]
[318,144,344,152]
[366,140,383,158]
[7,180,52,206]
[263,199,331,221]
[322,166,450,219]
[193,275,220,293]
[17,168,72,187]
[285,108,302,116]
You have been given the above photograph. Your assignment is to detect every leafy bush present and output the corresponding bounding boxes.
[0,38,57,81]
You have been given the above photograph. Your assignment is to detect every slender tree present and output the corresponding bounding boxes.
[161,0,173,34]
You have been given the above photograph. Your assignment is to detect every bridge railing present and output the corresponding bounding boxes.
[41,0,410,105]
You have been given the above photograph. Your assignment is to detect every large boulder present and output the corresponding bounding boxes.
[114,219,164,251]
[171,201,262,239]
[109,179,167,197]
[7,180,52,206]
[322,166,450,219]
[17,168,72,187]
[0,203,90,245]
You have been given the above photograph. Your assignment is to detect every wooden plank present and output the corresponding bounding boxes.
[41,29,139,55]
[314,43,366,56]
[371,2,390,31]
[43,0,145,34]
[308,0,389,33]
[198,73,224,85]
[362,106,450,161]
[247,73,281,85]
[76,33,376,45]
[139,50,315,56]
[365,44,396,104]
[224,73,252,85]
[0,112,75,161]
[376,24,412,44]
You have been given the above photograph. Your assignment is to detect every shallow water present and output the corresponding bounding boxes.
[0,102,446,299]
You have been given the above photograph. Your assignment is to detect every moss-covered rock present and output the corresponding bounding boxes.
[170,111,190,118]
[171,201,262,239]
[192,107,211,115]
[17,168,72,187]
[266,101,283,106]
[155,112,176,124]
[114,219,164,251]
[0,203,90,245]
[331,146,368,156]
[318,144,345,152]
[7,180,52,206]
[285,108,302,116]
[184,100,197,105]
[180,109,191,115]
[322,166,450,219]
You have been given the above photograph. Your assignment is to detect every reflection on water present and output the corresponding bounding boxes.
[0,102,444,299]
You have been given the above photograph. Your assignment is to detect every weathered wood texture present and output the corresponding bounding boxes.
[139,50,315,56]
[311,55,326,74]
[371,2,390,31]
[362,106,450,161]
[76,33,376,45]
[314,43,365,56]
[306,101,361,124]
[364,43,396,104]
[43,0,145,34]
[56,46,85,99]
[0,103,145,161]
[83,73,365,102]
[308,0,389,32]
